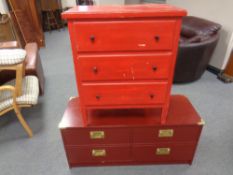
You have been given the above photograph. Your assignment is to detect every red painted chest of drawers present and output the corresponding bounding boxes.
[62,4,187,125]
[59,95,204,167]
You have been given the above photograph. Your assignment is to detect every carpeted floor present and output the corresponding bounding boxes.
[0,29,233,175]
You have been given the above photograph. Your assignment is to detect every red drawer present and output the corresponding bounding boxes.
[132,143,195,163]
[73,20,176,52]
[61,127,130,145]
[81,82,168,106]
[66,145,131,165]
[133,125,202,143]
[77,53,172,81]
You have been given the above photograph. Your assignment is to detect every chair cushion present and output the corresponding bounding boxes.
[0,49,26,65]
[0,76,39,111]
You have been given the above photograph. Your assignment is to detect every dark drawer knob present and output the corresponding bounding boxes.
[90,35,95,42]
[96,95,101,100]
[154,35,160,42]
[92,66,98,74]
[152,66,157,72]
[150,94,155,99]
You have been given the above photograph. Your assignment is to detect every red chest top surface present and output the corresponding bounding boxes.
[62,4,187,19]
[62,4,187,126]
[59,95,201,128]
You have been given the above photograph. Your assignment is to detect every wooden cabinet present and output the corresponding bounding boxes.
[62,4,187,125]
[0,14,15,42]
[59,95,204,167]
[7,0,45,47]
[218,50,233,82]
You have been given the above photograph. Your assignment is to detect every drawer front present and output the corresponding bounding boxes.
[73,20,176,52]
[81,82,168,106]
[133,125,201,143]
[62,128,130,145]
[132,143,195,162]
[78,53,172,81]
[66,145,131,164]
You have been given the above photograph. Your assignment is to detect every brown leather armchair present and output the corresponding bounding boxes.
[174,16,221,83]
[0,41,45,95]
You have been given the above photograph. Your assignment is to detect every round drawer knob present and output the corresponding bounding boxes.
[152,66,157,72]
[96,95,101,100]
[90,35,95,42]
[154,35,160,42]
[92,66,98,74]
[150,94,155,99]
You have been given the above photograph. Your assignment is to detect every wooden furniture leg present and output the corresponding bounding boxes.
[161,106,168,124]
[218,50,233,83]
[81,107,88,126]
[13,105,33,137]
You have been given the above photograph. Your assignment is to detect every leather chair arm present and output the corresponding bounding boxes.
[24,42,38,70]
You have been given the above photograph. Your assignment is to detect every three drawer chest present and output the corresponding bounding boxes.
[60,4,204,168]
[62,4,187,125]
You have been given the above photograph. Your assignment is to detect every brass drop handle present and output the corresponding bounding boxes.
[154,35,160,42]
[152,66,157,72]
[96,95,101,100]
[90,35,95,42]
[150,94,155,99]
[92,66,98,74]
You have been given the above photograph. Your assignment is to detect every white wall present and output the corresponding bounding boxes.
[95,0,124,5]
[167,0,233,70]
[125,0,141,4]
[61,0,76,8]
[0,0,8,13]
[61,0,124,7]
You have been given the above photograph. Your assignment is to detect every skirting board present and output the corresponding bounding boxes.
[207,65,221,75]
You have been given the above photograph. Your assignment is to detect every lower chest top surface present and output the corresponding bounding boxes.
[59,95,202,128]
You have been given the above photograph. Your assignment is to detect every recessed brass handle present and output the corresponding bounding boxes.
[90,131,105,139]
[92,149,106,157]
[156,148,171,155]
[154,35,160,42]
[158,129,174,138]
